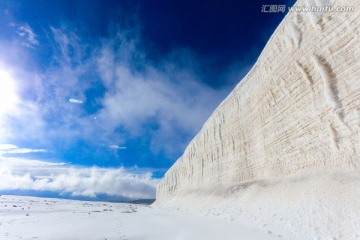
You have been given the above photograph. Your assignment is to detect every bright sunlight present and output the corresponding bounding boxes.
[0,69,19,118]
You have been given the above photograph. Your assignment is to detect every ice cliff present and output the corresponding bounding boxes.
[156,0,360,204]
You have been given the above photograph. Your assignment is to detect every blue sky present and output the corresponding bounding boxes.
[0,0,295,200]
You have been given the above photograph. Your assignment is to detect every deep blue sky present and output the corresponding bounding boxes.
[0,0,296,200]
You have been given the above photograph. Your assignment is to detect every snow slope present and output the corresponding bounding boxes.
[157,171,360,239]
[0,195,278,240]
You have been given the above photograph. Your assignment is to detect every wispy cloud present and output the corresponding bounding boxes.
[109,145,127,150]
[0,144,46,154]
[12,23,39,48]
[96,34,231,156]
[2,25,232,157]
[50,26,84,66]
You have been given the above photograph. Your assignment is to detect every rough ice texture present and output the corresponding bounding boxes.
[156,0,360,207]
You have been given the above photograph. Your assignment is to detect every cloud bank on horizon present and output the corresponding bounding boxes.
[0,144,158,199]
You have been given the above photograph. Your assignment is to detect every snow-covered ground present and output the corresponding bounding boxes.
[3,172,359,239]
[157,171,360,240]
[0,195,278,240]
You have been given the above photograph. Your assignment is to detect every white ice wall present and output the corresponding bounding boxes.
[156,0,360,204]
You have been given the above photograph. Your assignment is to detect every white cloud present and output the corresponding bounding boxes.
[50,26,84,65]
[14,23,39,48]
[0,157,66,170]
[109,145,127,150]
[68,98,83,104]
[0,156,158,199]
[0,144,46,154]
[0,144,17,150]
[97,40,231,155]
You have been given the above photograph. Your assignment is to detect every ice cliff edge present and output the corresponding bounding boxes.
[156,0,360,205]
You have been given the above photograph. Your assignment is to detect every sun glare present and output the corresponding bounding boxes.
[0,69,19,117]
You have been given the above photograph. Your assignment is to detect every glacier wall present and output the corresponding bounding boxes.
[156,0,360,204]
